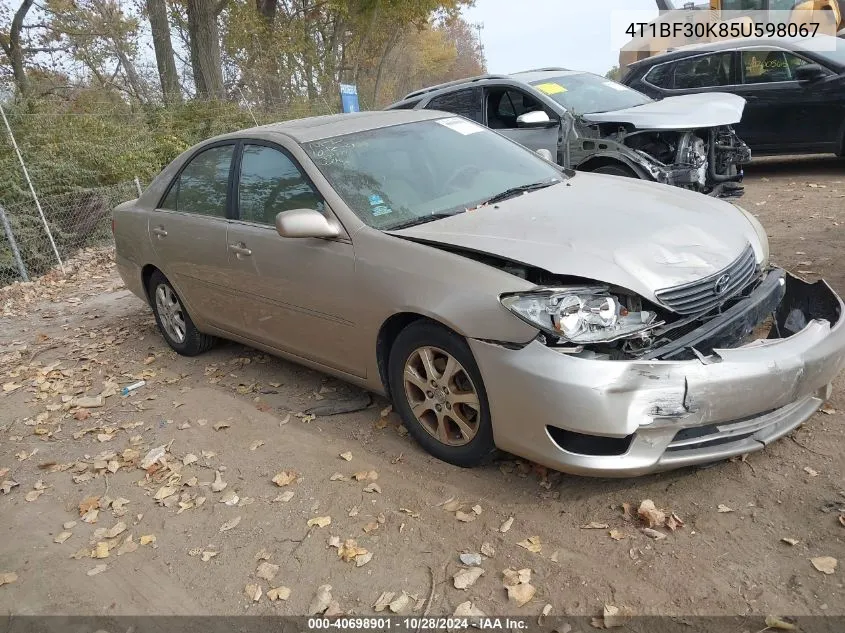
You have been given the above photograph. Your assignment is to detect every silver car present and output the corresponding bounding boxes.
[113,110,845,477]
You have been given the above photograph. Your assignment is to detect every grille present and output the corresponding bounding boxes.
[655,245,757,315]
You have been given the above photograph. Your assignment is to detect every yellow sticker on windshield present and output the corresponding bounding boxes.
[535,82,567,95]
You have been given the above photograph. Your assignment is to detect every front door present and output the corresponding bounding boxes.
[482,86,560,158]
[223,142,363,376]
[149,142,240,333]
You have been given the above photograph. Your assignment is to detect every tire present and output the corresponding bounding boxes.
[388,321,496,467]
[593,164,638,178]
[148,270,215,356]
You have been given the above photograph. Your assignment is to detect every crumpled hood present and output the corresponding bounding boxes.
[581,92,746,129]
[389,173,763,303]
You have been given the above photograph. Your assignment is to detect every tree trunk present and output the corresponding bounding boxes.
[146,0,182,103]
[0,0,36,97]
[186,0,225,100]
[255,0,282,106]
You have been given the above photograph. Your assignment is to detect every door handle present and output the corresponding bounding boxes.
[152,226,168,238]
[229,243,252,257]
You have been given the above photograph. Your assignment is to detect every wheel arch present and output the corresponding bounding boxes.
[576,154,650,179]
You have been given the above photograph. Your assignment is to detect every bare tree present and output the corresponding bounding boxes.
[0,0,36,97]
[146,0,182,103]
[187,0,227,99]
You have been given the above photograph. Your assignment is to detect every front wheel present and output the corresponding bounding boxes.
[388,321,496,467]
[148,270,215,356]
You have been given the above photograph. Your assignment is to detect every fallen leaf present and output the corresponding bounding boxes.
[781,537,799,546]
[81,508,99,524]
[353,470,378,481]
[250,440,265,451]
[506,582,536,607]
[581,522,609,530]
[363,483,381,494]
[86,564,107,576]
[363,521,379,534]
[665,513,685,532]
[182,454,198,466]
[502,568,532,587]
[201,550,217,562]
[453,600,486,621]
[602,604,627,628]
[820,404,836,415]
[480,542,495,557]
[355,551,373,567]
[0,572,18,586]
[810,556,838,575]
[272,471,297,487]
[91,542,110,559]
[54,532,72,544]
[339,451,353,461]
[500,517,514,533]
[268,586,291,601]
[641,528,666,540]
[308,584,333,615]
[213,422,230,431]
[274,491,294,503]
[211,471,227,492]
[388,591,410,613]
[441,499,462,512]
[609,529,625,541]
[472,504,483,515]
[637,500,665,528]
[154,485,178,501]
[1,480,19,494]
[244,583,262,602]
[117,536,138,556]
[25,489,43,502]
[804,466,819,477]
[717,504,734,513]
[539,604,553,626]
[256,562,279,581]
[307,516,332,528]
[373,591,395,612]
[764,616,796,630]
[219,489,239,506]
[400,508,420,518]
[337,539,368,562]
[78,496,100,515]
[453,567,485,589]
[455,510,475,522]
[517,536,541,553]
[329,473,346,481]
[220,516,241,532]
[139,534,156,545]
[105,522,127,538]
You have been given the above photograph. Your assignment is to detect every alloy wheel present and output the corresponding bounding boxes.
[402,345,481,446]
[155,283,186,344]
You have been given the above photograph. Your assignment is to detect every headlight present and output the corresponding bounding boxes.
[734,204,770,267]
[500,287,660,344]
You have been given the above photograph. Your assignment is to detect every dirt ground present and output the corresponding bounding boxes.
[1,155,844,624]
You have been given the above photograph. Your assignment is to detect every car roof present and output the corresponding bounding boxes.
[221,109,446,144]
[628,35,838,68]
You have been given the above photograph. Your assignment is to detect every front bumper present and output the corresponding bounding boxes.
[470,273,845,477]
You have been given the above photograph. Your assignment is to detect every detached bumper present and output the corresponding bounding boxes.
[470,274,845,477]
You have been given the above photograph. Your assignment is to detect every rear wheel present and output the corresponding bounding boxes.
[388,321,496,467]
[148,270,215,356]
[593,164,638,178]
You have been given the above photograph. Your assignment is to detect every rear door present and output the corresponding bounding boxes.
[149,142,240,332]
[223,141,363,376]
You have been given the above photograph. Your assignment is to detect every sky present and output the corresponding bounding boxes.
[463,0,660,75]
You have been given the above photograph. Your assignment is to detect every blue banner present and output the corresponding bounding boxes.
[340,83,360,113]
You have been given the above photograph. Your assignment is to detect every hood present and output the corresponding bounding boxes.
[389,173,762,303]
[581,92,746,129]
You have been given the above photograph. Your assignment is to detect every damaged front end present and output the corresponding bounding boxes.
[571,119,751,199]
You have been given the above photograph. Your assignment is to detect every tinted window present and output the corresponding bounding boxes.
[426,88,483,122]
[644,63,673,88]
[741,49,809,83]
[528,73,651,114]
[304,119,563,230]
[672,52,735,89]
[238,145,322,225]
[161,145,234,217]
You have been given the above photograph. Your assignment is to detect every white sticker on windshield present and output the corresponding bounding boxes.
[436,117,483,135]
[602,81,628,91]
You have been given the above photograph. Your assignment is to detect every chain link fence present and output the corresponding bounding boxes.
[0,180,141,287]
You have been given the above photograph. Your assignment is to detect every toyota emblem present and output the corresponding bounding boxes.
[714,273,731,295]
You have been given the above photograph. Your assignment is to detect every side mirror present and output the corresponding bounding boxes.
[516,110,556,128]
[794,63,826,83]
[535,148,554,161]
[275,208,340,239]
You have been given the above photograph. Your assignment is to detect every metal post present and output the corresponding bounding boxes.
[134,177,143,197]
[0,204,29,282]
[0,102,65,274]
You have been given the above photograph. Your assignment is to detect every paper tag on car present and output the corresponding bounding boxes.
[535,82,567,95]
[436,117,482,135]
[602,81,628,91]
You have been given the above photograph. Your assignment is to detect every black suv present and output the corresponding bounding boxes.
[387,68,751,197]
[622,36,845,156]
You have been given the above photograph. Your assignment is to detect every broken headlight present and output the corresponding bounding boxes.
[500,288,660,344]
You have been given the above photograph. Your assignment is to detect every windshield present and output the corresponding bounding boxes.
[303,118,563,230]
[529,73,652,114]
